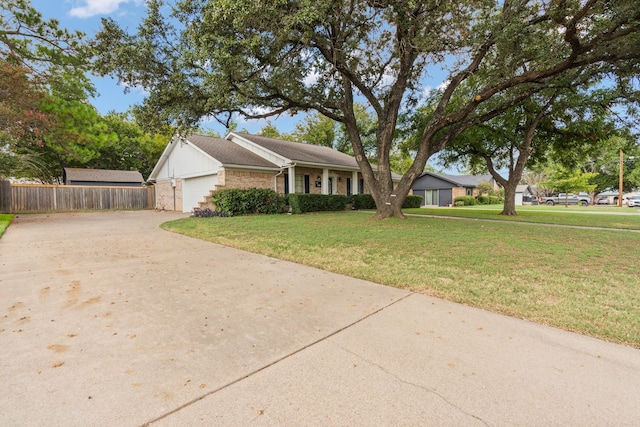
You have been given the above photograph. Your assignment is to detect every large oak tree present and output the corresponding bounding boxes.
[93,0,640,218]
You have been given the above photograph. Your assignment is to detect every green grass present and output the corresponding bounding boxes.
[162,211,640,348]
[403,205,640,229]
[0,214,14,238]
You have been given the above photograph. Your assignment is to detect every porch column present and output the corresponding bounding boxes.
[352,171,359,194]
[322,169,329,195]
[287,166,296,194]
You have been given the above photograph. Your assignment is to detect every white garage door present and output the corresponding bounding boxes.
[182,174,218,213]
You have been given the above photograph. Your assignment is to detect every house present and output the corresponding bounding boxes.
[515,184,537,205]
[63,168,145,187]
[411,172,499,207]
[147,132,374,212]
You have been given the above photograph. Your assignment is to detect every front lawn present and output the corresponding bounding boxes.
[404,205,640,229]
[0,214,13,238]
[162,211,640,348]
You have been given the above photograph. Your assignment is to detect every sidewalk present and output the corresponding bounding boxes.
[1,211,638,426]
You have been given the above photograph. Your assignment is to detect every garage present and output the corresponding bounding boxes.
[182,174,218,213]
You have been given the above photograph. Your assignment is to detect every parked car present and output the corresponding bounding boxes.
[595,196,611,205]
[627,195,640,207]
[539,193,591,206]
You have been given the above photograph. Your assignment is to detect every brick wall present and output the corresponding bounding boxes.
[452,187,467,201]
[217,170,278,192]
[155,178,182,211]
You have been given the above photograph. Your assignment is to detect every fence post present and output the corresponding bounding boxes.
[0,180,11,213]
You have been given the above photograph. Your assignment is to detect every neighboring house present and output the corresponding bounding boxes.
[515,184,537,205]
[63,168,145,187]
[148,132,376,212]
[411,172,499,207]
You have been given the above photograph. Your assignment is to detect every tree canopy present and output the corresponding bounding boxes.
[93,0,640,218]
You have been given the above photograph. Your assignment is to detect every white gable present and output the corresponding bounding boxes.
[149,137,222,181]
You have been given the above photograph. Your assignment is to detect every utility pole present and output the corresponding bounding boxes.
[619,149,624,207]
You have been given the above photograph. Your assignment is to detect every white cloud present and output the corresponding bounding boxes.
[69,0,140,18]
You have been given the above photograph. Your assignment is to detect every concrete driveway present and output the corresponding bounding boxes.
[1,211,639,426]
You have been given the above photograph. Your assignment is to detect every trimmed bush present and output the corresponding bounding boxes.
[403,195,423,208]
[289,194,348,214]
[476,195,503,205]
[348,194,422,209]
[210,188,286,216]
[454,196,476,206]
[191,207,229,218]
[349,194,376,210]
[476,195,490,205]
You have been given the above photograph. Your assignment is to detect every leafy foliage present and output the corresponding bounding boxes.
[349,194,376,210]
[454,196,477,206]
[211,188,286,216]
[191,207,229,218]
[288,194,347,214]
[0,0,88,76]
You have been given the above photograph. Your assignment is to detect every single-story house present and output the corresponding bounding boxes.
[148,132,380,212]
[411,172,499,207]
[63,168,146,187]
[515,184,537,205]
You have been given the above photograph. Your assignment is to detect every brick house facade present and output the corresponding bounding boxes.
[147,132,381,212]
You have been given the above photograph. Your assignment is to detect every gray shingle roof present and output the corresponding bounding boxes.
[234,132,360,169]
[188,134,279,168]
[63,168,145,183]
[421,172,493,187]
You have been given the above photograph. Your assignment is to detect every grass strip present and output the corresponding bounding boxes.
[0,214,13,238]
[403,206,640,230]
[162,212,640,348]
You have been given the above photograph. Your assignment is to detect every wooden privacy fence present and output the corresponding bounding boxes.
[0,180,10,213]
[9,184,155,212]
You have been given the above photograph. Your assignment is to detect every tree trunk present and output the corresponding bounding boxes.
[501,182,518,216]
[372,197,406,219]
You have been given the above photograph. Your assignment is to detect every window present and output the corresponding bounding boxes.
[284,174,289,194]
[359,179,364,194]
[304,175,310,193]
[295,175,303,193]
[424,190,439,206]
[466,188,472,196]
[346,178,352,196]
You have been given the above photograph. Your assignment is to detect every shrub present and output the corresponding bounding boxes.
[454,201,465,207]
[348,194,422,209]
[476,195,490,205]
[210,188,286,216]
[349,194,376,210]
[191,207,229,218]
[289,194,348,213]
[403,195,423,208]
[454,196,476,206]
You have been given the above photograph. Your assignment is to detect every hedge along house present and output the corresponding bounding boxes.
[147,132,372,212]
[411,172,499,207]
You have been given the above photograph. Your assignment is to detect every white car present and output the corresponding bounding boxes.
[628,195,640,207]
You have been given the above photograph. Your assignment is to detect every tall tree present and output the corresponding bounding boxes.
[92,113,169,179]
[432,74,620,215]
[0,59,51,178]
[290,112,338,149]
[92,0,640,218]
[0,0,87,76]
